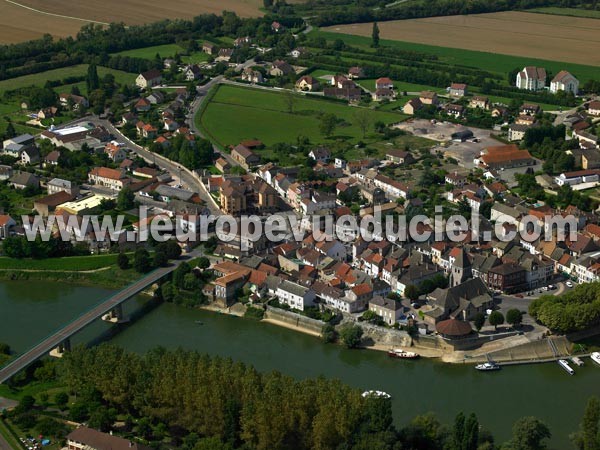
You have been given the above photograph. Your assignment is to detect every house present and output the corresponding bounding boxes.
[33,191,75,216]
[369,296,402,325]
[184,65,202,81]
[3,134,34,148]
[88,167,129,191]
[163,58,176,69]
[374,88,395,101]
[271,21,284,32]
[48,178,79,196]
[0,165,13,181]
[419,91,439,106]
[492,106,509,118]
[449,83,468,97]
[444,104,465,119]
[104,141,127,162]
[37,107,58,119]
[426,278,492,323]
[136,121,157,139]
[323,87,362,102]
[231,144,261,169]
[121,112,137,125]
[216,48,234,61]
[348,66,365,79]
[386,149,414,164]
[58,93,89,110]
[309,147,330,163]
[241,68,264,84]
[202,42,215,54]
[146,92,164,105]
[469,95,489,110]
[270,60,294,77]
[0,215,16,239]
[508,124,530,142]
[290,47,307,58]
[136,69,162,89]
[477,144,535,170]
[215,157,231,173]
[234,36,251,47]
[516,66,546,90]
[43,150,61,167]
[134,98,151,112]
[403,98,423,115]
[296,75,319,91]
[67,427,152,450]
[588,101,600,117]
[554,169,600,187]
[487,262,527,293]
[375,77,393,90]
[445,172,467,187]
[20,146,39,165]
[520,103,541,116]
[275,280,315,311]
[9,172,39,190]
[550,70,579,94]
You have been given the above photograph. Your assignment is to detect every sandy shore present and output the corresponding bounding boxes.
[262,318,322,337]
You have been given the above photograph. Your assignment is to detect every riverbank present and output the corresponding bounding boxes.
[0,266,136,289]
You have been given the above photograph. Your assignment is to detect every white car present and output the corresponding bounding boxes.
[566,281,574,288]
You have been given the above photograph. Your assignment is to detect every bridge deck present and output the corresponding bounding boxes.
[0,264,177,384]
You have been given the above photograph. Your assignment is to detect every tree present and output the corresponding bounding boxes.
[321,323,337,343]
[463,413,479,450]
[117,252,129,270]
[196,256,210,270]
[54,392,69,408]
[572,396,600,450]
[506,309,523,328]
[117,187,135,210]
[473,313,486,332]
[339,323,363,348]
[0,342,10,355]
[405,284,419,301]
[284,90,297,114]
[87,63,100,93]
[4,121,16,139]
[153,248,168,267]
[452,412,465,450]
[263,0,273,8]
[509,416,551,450]
[133,248,152,273]
[354,109,371,138]
[488,311,504,330]
[372,22,380,48]
[319,113,337,137]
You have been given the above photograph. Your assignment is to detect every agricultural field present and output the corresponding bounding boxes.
[0,65,137,95]
[198,84,409,149]
[528,7,600,19]
[321,11,600,73]
[113,44,187,60]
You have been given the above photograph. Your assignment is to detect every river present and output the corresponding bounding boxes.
[1,281,597,448]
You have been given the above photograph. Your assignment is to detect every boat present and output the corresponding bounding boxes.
[558,359,575,375]
[571,356,584,367]
[591,352,600,366]
[475,362,501,371]
[388,348,420,359]
[362,390,391,399]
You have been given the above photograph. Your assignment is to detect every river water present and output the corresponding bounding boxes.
[1,281,597,448]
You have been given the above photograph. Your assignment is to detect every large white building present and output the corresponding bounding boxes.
[275,280,316,311]
[516,66,546,91]
[550,70,579,94]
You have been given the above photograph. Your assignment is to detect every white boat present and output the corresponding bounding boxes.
[388,348,420,359]
[362,390,391,399]
[475,362,501,371]
[591,352,600,366]
[558,359,575,375]
[571,356,584,367]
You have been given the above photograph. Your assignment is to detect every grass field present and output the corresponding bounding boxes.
[113,44,187,60]
[356,79,447,94]
[0,65,137,95]
[320,11,600,78]
[0,254,119,271]
[528,7,600,19]
[198,84,408,148]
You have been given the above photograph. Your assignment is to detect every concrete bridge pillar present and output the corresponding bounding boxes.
[49,338,71,358]
[101,304,129,324]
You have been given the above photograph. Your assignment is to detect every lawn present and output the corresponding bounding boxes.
[310,29,600,84]
[0,65,137,95]
[0,254,119,271]
[112,43,186,60]
[528,7,600,19]
[181,52,211,64]
[197,84,408,148]
[356,79,446,94]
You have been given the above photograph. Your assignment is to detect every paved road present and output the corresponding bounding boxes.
[0,431,13,450]
[0,250,201,385]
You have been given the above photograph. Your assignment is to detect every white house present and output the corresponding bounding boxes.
[516,66,546,91]
[550,70,579,94]
[275,280,316,311]
[554,170,600,187]
[136,69,162,89]
[369,296,402,325]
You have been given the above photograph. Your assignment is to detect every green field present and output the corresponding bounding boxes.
[356,78,447,94]
[311,30,600,84]
[0,254,119,271]
[198,84,408,148]
[528,7,600,19]
[0,65,137,95]
[113,43,186,59]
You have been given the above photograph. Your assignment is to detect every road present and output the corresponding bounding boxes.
[0,250,202,385]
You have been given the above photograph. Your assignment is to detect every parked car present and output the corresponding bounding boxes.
[566,281,574,288]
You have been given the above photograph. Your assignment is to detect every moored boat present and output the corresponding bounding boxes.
[571,356,584,367]
[591,352,600,366]
[558,359,575,375]
[475,362,501,371]
[362,390,391,399]
[388,348,420,359]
